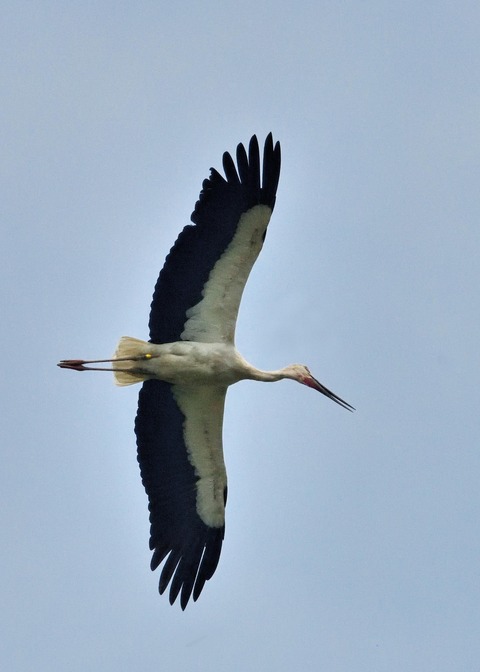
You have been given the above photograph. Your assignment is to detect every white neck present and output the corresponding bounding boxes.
[243,365,294,383]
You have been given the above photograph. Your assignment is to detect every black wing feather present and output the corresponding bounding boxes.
[236,141,250,184]
[222,150,240,184]
[148,134,281,344]
[135,380,224,609]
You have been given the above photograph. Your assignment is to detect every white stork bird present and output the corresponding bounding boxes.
[59,134,353,609]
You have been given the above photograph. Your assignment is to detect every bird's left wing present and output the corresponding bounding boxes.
[135,379,228,609]
[148,134,281,345]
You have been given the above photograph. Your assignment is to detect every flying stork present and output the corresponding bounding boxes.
[59,134,353,609]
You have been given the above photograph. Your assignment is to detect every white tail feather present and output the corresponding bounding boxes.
[113,336,151,386]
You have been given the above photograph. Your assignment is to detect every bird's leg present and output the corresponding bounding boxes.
[57,354,156,372]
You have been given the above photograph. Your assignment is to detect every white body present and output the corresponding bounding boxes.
[113,338,253,387]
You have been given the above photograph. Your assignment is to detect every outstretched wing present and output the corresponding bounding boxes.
[136,136,281,608]
[135,379,228,609]
[148,133,281,345]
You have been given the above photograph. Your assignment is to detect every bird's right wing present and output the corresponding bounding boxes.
[135,379,228,609]
[148,134,281,345]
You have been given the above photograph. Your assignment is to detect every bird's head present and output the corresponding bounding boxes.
[284,364,354,411]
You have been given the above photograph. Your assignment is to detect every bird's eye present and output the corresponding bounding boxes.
[144,353,152,360]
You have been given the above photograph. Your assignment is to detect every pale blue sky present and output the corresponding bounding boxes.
[2,2,480,670]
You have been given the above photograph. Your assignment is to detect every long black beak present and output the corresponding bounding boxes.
[304,375,355,411]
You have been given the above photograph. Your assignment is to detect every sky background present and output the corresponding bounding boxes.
[2,2,480,670]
